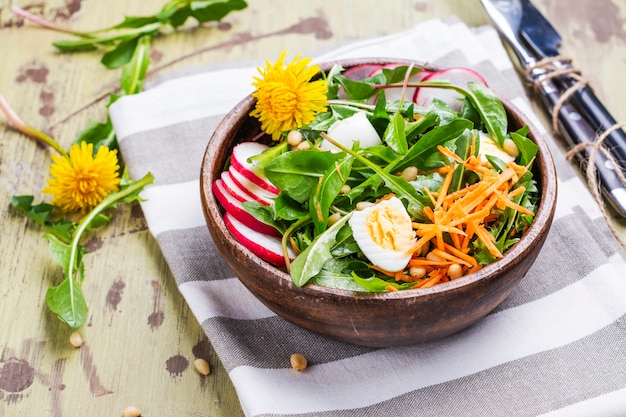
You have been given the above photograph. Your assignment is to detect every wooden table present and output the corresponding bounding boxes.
[1,1,625,416]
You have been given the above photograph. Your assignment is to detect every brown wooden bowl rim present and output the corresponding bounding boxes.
[200,57,557,302]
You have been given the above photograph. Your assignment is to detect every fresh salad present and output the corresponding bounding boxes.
[213,53,539,292]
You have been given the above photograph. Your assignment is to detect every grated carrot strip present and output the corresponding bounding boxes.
[443,243,478,266]
[430,248,473,267]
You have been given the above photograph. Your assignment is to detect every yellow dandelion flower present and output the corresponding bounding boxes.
[43,141,121,213]
[250,50,328,140]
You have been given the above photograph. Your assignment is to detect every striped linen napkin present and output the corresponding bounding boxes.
[109,17,626,417]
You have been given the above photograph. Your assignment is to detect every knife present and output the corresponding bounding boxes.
[480,0,626,217]
[518,0,626,167]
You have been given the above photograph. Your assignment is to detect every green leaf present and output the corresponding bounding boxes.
[336,76,377,100]
[382,109,408,155]
[290,212,353,287]
[242,201,283,233]
[52,40,99,52]
[510,130,538,166]
[397,118,473,171]
[310,154,353,234]
[74,118,116,151]
[167,5,193,28]
[120,35,151,96]
[249,141,288,169]
[264,150,343,203]
[467,81,508,146]
[11,196,74,241]
[351,273,415,292]
[101,36,140,69]
[321,134,427,216]
[46,277,88,329]
[113,15,160,29]
[308,258,372,291]
[190,0,249,23]
[273,193,309,221]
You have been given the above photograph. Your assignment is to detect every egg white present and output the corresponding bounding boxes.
[320,111,382,152]
[478,131,515,165]
[349,197,416,272]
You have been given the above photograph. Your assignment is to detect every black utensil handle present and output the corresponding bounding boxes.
[536,81,626,216]
[556,77,626,166]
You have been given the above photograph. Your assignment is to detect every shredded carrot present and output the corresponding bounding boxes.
[370,265,396,277]
[404,151,536,285]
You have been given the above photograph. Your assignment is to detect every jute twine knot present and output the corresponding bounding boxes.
[526,56,626,250]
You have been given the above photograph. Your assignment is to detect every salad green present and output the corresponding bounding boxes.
[219,62,540,292]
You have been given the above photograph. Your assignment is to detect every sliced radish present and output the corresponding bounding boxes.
[367,62,406,77]
[230,142,281,195]
[343,63,382,80]
[222,170,273,206]
[413,67,488,112]
[224,212,293,267]
[229,166,278,204]
[369,64,432,104]
[213,179,280,237]
[220,171,248,203]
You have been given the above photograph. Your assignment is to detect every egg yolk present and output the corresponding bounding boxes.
[365,203,414,251]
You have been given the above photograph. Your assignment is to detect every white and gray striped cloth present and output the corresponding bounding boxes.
[110,17,626,417]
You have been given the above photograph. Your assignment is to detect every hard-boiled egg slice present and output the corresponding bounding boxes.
[320,111,382,152]
[349,197,416,272]
[478,131,516,165]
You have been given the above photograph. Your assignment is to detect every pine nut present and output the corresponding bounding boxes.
[356,201,375,211]
[426,251,443,262]
[327,212,342,226]
[194,358,211,376]
[409,266,427,279]
[340,184,351,194]
[69,331,83,348]
[122,405,142,417]
[287,130,303,146]
[290,353,307,371]
[296,140,311,150]
[401,166,418,181]
[503,138,519,158]
[447,263,463,280]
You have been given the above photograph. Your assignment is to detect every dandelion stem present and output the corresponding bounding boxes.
[10,6,87,37]
[0,93,68,158]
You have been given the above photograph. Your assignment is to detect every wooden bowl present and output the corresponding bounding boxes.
[200,58,557,347]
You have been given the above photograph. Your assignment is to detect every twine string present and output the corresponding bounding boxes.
[525,56,626,250]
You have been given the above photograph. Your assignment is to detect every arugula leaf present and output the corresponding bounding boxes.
[396,118,473,171]
[509,130,538,166]
[383,109,408,155]
[308,259,372,291]
[351,273,416,292]
[264,149,343,203]
[467,81,508,146]
[310,154,353,234]
[290,212,353,287]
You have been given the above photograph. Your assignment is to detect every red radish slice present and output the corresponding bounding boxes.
[229,166,278,204]
[224,212,293,267]
[222,171,273,206]
[213,179,280,237]
[369,64,432,103]
[343,64,382,80]
[367,62,408,77]
[220,171,248,203]
[230,142,281,195]
[413,67,488,112]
